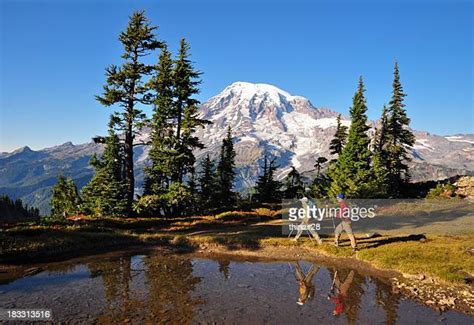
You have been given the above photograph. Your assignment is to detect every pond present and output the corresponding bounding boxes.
[0,250,472,324]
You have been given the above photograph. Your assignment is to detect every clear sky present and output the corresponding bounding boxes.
[0,0,472,152]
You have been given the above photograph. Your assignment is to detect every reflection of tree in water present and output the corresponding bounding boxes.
[144,254,203,323]
[87,256,132,321]
[374,279,400,325]
[45,263,82,276]
[87,254,202,323]
[344,271,364,324]
[218,260,230,280]
[328,268,365,324]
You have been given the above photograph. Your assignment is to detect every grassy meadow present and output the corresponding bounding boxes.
[1,200,473,286]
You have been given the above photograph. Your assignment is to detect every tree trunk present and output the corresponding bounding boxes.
[124,117,134,215]
[176,105,182,184]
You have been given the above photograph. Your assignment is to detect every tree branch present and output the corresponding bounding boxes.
[133,141,151,147]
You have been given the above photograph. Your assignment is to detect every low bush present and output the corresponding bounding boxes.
[426,183,457,199]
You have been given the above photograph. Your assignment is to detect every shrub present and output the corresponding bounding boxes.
[426,184,457,199]
[252,208,274,217]
[215,211,259,221]
[133,195,163,217]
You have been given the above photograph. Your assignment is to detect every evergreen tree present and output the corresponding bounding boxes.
[215,126,237,207]
[186,167,198,214]
[311,174,331,198]
[374,105,389,154]
[0,195,40,224]
[329,77,373,198]
[311,156,330,198]
[314,156,328,178]
[81,116,128,217]
[329,114,348,158]
[254,155,282,203]
[198,154,216,212]
[145,44,175,196]
[284,166,304,199]
[162,182,193,215]
[368,151,390,198]
[96,10,162,213]
[369,105,390,197]
[138,38,209,217]
[51,175,80,219]
[385,62,415,196]
[172,38,210,184]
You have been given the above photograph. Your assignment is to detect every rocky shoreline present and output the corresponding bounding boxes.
[392,276,474,315]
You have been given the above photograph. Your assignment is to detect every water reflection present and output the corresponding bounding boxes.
[290,260,405,323]
[328,269,355,316]
[292,261,319,305]
[218,260,231,280]
[0,252,471,324]
[375,278,400,325]
[85,254,203,323]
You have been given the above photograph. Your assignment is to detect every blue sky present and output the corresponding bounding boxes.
[0,0,472,152]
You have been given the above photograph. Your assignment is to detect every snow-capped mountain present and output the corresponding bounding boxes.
[1,82,473,214]
[193,82,348,190]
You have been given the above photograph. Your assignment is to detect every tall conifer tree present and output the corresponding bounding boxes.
[198,154,216,211]
[96,11,162,213]
[172,38,210,184]
[146,45,175,195]
[329,77,373,198]
[215,126,237,206]
[284,167,304,199]
[254,155,282,203]
[385,62,415,196]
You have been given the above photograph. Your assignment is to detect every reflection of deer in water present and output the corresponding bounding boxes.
[328,269,355,316]
[292,261,320,305]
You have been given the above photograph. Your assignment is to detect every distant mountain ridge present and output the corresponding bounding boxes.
[1,82,473,214]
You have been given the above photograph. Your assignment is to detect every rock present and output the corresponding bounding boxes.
[439,297,456,306]
[365,232,382,238]
[24,267,42,276]
[404,273,425,281]
[455,176,474,199]
[422,277,435,284]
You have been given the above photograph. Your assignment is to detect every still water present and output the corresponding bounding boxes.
[0,251,472,324]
